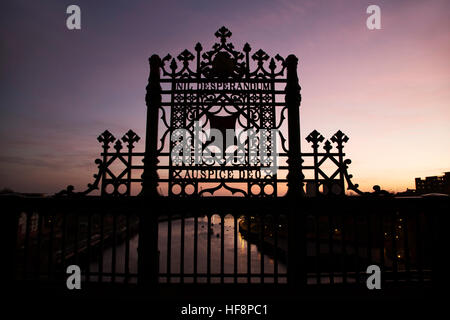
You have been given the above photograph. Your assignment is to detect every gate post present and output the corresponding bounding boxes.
[285,54,304,198]
[143,54,162,197]
[138,209,159,287]
[285,54,307,290]
[287,205,307,289]
[139,54,162,287]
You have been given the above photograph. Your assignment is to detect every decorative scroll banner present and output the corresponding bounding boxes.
[174,168,263,181]
[175,82,272,91]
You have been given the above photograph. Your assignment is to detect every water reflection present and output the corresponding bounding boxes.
[90,215,287,283]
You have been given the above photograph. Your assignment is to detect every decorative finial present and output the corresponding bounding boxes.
[215,26,232,44]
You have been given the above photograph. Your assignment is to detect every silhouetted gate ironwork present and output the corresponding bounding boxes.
[58,26,362,199]
[6,27,446,294]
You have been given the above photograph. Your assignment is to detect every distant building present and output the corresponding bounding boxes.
[415,172,450,195]
[396,188,417,196]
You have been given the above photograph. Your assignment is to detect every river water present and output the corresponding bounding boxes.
[90,215,287,283]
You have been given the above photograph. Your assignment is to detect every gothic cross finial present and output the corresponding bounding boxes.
[122,129,140,149]
[306,130,324,148]
[252,49,269,66]
[178,49,195,66]
[215,26,232,44]
[97,130,116,149]
[331,130,349,149]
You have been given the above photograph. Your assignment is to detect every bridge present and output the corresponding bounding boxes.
[3,27,447,308]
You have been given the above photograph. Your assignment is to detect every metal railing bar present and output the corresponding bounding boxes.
[111,213,117,283]
[403,214,411,282]
[180,214,185,284]
[416,213,423,284]
[99,212,104,283]
[167,212,172,283]
[193,215,198,284]
[247,214,251,284]
[328,214,334,285]
[23,211,31,279]
[353,213,360,285]
[220,214,225,284]
[47,211,55,280]
[207,214,211,284]
[341,215,347,284]
[391,212,398,283]
[274,214,279,284]
[124,213,130,283]
[86,212,92,283]
[234,215,238,284]
[260,214,264,284]
[315,214,320,285]
[35,212,43,280]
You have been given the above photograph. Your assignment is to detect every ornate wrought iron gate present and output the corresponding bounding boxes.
[59,26,362,198]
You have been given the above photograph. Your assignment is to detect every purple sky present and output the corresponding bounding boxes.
[1,0,449,194]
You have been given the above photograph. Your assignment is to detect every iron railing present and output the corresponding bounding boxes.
[4,195,447,290]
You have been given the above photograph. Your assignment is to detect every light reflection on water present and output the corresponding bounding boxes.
[90,215,287,283]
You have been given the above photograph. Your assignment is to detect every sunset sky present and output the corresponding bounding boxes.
[1,0,449,194]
